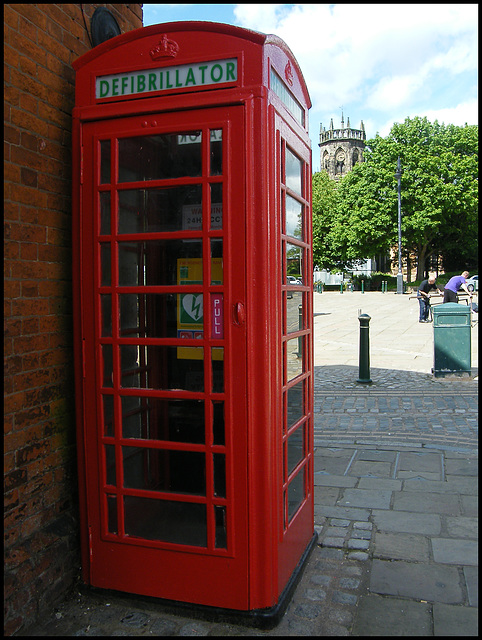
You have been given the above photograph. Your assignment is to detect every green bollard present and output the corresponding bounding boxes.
[340,281,343,294]
[361,280,365,294]
[357,313,372,384]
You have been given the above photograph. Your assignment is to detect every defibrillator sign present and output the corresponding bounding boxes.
[96,58,237,100]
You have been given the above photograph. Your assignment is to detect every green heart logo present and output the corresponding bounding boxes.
[181,294,203,322]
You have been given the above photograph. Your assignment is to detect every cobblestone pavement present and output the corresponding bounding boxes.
[21,294,478,636]
[314,367,478,451]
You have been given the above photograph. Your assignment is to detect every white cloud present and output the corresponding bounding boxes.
[416,99,479,128]
[232,3,478,129]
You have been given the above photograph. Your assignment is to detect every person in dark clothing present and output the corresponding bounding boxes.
[417,275,442,322]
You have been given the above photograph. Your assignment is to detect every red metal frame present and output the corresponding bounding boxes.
[72,21,312,614]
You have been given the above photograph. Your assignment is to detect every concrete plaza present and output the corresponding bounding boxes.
[313,289,478,377]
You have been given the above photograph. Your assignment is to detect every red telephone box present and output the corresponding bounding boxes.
[72,21,314,624]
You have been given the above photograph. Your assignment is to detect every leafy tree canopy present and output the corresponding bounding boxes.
[312,116,478,279]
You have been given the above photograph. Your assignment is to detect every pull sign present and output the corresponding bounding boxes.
[96,58,237,100]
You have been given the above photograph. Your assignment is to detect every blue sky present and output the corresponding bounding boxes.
[143,4,478,171]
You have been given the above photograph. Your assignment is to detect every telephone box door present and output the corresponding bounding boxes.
[79,106,249,609]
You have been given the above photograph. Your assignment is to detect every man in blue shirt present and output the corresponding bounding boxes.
[443,271,473,303]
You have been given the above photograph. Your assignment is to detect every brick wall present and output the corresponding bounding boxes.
[4,5,143,635]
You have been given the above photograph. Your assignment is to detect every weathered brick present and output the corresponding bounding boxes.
[4,4,143,634]
[4,468,28,492]
[16,440,50,467]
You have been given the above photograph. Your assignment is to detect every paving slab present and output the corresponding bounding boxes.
[370,559,463,603]
[464,566,478,607]
[373,531,430,562]
[392,491,461,515]
[337,488,392,509]
[315,504,371,522]
[432,603,479,636]
[431,538,478,565]
[358,477,402,490]
[355,449,398,462]
[460,494,478,516]
[372,509,441,535]
[444,457,478,475]
[348,460,393,477]
[314,451,355,475]
[403,476,477,494]
[445,515,478,538]
[314,473,357,488]
[353,595,432,636]
[314,486,341,506]
[398,451,443,473]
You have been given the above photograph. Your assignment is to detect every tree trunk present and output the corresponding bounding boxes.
[416,243,428,280]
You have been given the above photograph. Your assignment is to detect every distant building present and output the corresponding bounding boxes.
[319,114,366,181]
[317,115,393,279]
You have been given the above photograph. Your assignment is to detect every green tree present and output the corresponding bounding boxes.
[312,170,344,271]
[315,117,478,279]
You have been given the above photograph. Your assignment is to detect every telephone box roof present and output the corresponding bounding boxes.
[73,20,311,109]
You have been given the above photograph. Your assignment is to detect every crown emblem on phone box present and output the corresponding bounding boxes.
[150,35,180,60]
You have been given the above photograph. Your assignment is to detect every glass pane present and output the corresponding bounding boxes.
[100,192,111,235]
[285,147,302,195]
[213,453,226,497]
[102,394,114,437]
[270,69,304,126]
[287,426,304,475]
[212,348,224,393]
[100,139,111,184]
[118,241,202,287]
[287,380,303,429]
[286,195,303,239]
[286,337,303,382]
[101,244,111,286]
[105,444,116,485]
[210,184,223,230]
[101,294,112,336]
[119,293,179,339]
[124,496,207,546]
[121,397,205,443]
[286,242,303,284]
[286,292,303,334]
[102,344,113,388]
[118,185,202,234]
[210,129,222,175]
[107,495,117,534]
[120,345,204,391]
[288,466,305,521]
[122,447,206,495]
[118,132,202,182]
[214,505,227,549]
[213,401,225,445]
[211,240,223,289]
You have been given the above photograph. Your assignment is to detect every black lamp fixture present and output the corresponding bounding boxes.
[90,7,121,47]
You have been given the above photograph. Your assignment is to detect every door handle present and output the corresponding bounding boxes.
[233,301,246,325]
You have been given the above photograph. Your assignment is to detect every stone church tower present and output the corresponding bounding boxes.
[319,114,366,180]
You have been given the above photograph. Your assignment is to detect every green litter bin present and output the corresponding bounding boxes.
[433,303,472,377]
